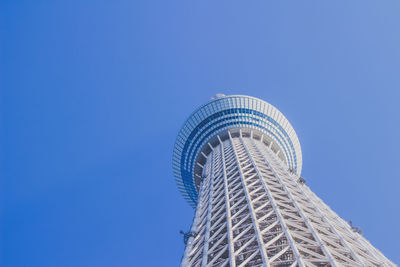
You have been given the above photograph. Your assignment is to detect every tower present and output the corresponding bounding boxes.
[173,95,395,267]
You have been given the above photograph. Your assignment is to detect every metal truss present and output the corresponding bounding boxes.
[181,130,395,267]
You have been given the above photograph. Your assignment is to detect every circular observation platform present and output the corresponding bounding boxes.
[172,95,302,208]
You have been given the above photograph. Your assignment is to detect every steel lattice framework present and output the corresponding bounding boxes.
[173,95,395,267]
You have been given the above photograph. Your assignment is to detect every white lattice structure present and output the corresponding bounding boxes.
[173,95,395,267]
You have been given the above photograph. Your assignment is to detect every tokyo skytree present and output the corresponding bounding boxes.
[172,94,395,267]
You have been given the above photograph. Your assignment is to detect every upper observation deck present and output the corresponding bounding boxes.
[173,95,302,207]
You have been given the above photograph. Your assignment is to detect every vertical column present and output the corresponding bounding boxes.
[200,142,232,267]
[219,137,236,267]
[234,133,305,267]
[228,132,270,266]
[201,152,215,266]
[181,168,209,267]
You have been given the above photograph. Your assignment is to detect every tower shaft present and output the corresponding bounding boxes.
[181,130,394,267]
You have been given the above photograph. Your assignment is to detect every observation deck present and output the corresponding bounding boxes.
[173,95,302,207]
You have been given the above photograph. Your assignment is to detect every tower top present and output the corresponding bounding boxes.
[173,95,302,207]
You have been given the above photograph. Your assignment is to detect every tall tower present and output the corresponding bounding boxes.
[173,95,395,267]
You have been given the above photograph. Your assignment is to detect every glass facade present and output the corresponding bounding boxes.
[173,95,302,208]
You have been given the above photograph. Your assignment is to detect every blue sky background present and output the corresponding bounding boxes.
[1,0,400,266]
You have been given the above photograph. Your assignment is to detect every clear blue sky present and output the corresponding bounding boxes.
[1,0,399,266]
